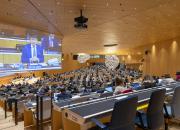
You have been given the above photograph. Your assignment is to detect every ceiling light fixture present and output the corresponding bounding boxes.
[74,9,88,29]
[106,3,109,7]
[105,55,119,70]
[57,2,60,5]
[104,44,118,47]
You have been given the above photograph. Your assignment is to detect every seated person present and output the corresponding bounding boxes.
[29,87,38,94]
[114,78,126,94]
[21,36,44,63]
[176,72,180,81]
[18,89,24,95]
[83,86,93,93]
[114,78,132,94]
[56,88,72,100]
[38,85,46,95]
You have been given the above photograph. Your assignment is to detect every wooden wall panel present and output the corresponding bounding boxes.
[132,37,180,77]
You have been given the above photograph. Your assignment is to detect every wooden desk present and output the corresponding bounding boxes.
[52,106,64,130]
[59,83,178,130]
[24,108,34,128]
[51,99,148,130]
[51,93,100,130]
[61,104,148,130]
[0,99,5,108]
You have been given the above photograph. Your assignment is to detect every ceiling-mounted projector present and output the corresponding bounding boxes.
[74,9,88,29]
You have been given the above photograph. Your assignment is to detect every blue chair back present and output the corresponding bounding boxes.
[147,89,166,130]
[171,86,180,119]
[109,96,138,130]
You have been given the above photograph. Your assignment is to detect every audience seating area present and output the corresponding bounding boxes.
[0,64,179,130]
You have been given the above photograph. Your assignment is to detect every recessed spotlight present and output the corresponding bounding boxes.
[106,2,109,7]
[104,44,118,47]
[137,52,142,55]
[83,4,86,8]
[57,2,60,5]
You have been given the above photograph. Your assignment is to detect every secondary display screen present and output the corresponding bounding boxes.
[0,34,62,72]
[105,86,113,92]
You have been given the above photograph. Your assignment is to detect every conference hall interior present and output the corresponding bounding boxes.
[0,0,180,130]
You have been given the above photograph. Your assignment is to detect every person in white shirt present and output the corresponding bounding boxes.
[114,77,127,94]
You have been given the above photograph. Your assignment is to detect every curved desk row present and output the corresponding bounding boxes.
[52,82,179,130]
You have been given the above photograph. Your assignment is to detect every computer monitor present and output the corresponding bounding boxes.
[105,86,113,92]
[131,83,140,89]
[158,79,163,84]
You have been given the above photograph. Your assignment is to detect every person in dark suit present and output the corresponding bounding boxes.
[21,37,44,63]
[41,34,60,51]
[56,88,72,100]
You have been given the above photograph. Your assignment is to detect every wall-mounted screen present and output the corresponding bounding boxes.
[0,34,62,73]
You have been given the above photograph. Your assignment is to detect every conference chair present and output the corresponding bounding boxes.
[17,100,27,117]
[135,89,166,130]
[7,97,17,110]
[41,98,51,120]
[164,86,180,129]
[91,95,138,130]
[11,99,27,125]
[33,98,51,124]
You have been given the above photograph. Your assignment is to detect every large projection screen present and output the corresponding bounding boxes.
[0,35,62,73]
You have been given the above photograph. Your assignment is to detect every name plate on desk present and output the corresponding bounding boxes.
[63,109,85,125]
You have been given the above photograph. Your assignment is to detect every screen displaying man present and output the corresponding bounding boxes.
[41,34,60,51]
[21,37,44,63]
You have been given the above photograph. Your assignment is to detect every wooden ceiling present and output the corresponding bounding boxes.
[0,0,180,54]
